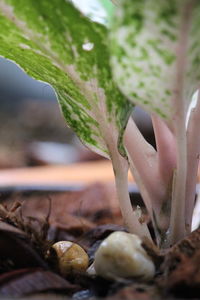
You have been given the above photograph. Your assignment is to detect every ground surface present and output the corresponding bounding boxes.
[0,184,200,299]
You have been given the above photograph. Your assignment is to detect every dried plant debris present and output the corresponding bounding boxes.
[1,188,200,299]
[105,284,160,300]
[0,269,78,298]
[0,184,121,244]
[0,199,52,257]
[0,222,48,273]
[160,229,200,298]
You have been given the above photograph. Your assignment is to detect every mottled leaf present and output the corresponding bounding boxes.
[0,0,132,158]
[101,0,114,19]
[110,0,200,121]
[72,0,108,25]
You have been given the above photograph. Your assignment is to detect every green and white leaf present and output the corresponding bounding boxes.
[110,0,200,122]
[0,0,132,159]
[101,0,114,22]
[72,0,108,26]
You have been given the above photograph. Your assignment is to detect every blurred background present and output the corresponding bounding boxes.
[0,56,101,168]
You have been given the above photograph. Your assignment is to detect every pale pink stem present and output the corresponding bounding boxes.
[185,93,200,231]
[100,117,152,240]
[128,154,153,218]
[151,115,177,184]
[125,118,165,213]
[167,1,194,245]
[168,126,187,245]
[112,153,152,240]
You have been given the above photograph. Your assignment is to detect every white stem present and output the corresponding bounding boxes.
[192,192,200,231]
[151,115,177,184]
[167,1,195,245]
[185,94,200,231]
[168,126,187,245]
[112,154,152,240]
[98,116,152,241]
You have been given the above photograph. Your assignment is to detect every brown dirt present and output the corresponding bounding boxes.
[0,184,200,299]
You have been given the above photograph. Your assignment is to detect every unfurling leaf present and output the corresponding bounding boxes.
[0,0,132,158]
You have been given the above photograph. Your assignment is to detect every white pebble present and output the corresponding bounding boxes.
[94,231,155,280]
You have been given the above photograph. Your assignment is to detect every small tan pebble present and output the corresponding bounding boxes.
[51,241,89,276]
[94,231,155,280]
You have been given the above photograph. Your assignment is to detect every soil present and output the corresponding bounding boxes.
[0,183,200,299]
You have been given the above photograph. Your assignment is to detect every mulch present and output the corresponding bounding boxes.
[0,183,200,299]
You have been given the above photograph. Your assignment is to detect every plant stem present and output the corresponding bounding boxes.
[185,93,200,231]
[167,0,195,245]
[124,118,165,215]
[111,151,152,240]
[97,113,152,240]
[128,155,153,219]
[168,126,187,245]
[151,115,177,184]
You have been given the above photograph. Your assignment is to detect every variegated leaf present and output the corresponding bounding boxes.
[110,0,200,122]
[72,0,108,25]
[101,0,114,20]
[0,0,132,158]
